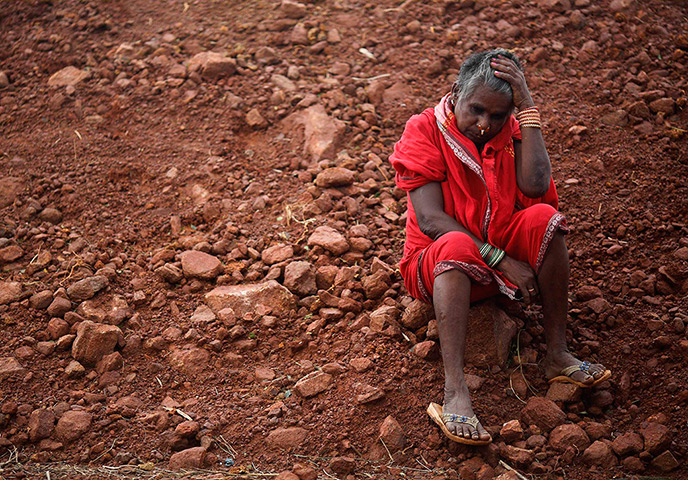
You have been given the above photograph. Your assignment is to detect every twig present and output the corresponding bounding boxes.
[351,73,391,82]
[378,438,394,465]
[498,460,529,480]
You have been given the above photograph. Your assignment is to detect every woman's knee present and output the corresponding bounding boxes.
[435,231,476,250]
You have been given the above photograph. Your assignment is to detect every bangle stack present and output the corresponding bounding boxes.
[516,106,541,129]
[479,242,506,268]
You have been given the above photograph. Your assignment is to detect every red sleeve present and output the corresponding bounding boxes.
[389,110,446,191]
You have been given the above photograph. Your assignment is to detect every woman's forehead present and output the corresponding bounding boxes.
[464,84,512,111]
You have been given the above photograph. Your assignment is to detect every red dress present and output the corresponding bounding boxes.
[390,94,568,303]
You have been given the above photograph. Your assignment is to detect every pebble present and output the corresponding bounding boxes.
[246,108,268,129]
[582,440,618,466]
[283,261,316,296]
[180,250,223,279]
[612,432,644,456]
[187,52,236,80]
[38,207,63,224]
[169,447,217,469]
[67,275,109,301]
[294,371,333,398]
[266,427,308,449]
[261,244,294,265]
[205,281,295,318]
[48,66,90,87]
[28,408,55,442]
[378,415,406,452]
[548,424,590,452]
[168,348,210,376]
[520,397,566,433]
[641,422,671,454]
[315,167,355,188]
[55,410,92,443]
[0,281,23,305]
[500,420,523,443]
[307,226,349,255]
[71,321,124,366]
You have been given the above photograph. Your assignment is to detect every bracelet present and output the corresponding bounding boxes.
[479,242,505,268]
[516,106,542,129]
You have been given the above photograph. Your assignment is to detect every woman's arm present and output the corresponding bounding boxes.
[491,55,552,198]
[408,182,483,247]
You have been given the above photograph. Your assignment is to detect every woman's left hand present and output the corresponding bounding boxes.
[490,55,534,110]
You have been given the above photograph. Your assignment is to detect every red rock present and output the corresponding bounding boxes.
[38,207,63,224]
[64,360,85,378]
[180,250,223,279]
[349,357,373,372]
[641,422,671,454]
[412,341,439,360]
[315,168,355,188]
[294,371,333,398]
[601,110,629,126]
[609,0,633,11]
[549,424,590,452]
[280,0,307,18]
[500,420,523,443]
[575,285,603,300]
[48,66,90,87]
[651,450,679,472]
[0,281,22,305]
[622,455,645,472]
[205,281,295,318]
[282,105,345,162]
[188,52,236,80]
[67,275,109,301]
[169,447,216,469]
[284,261,316,296]
[175,421,200,438]
[520,397,566,432]
[582,440,618,466]
[379,415,406,452]
[28,409,55,442]
[361,271,391,299]
[369,305,399,332]
[545,382,581,403]
[465,302,517,367]
[266,427,309,449]
[356,385,385,404]
[47,296,72,317]
[0,245,23,264]
[255,367,276,382]
[262,244,294,265]
[71,321,123,366]
[329,456,355,474]
[275,472,300,480]
[612,432,643,456]
[292,463,317,480]
[316,265,338,288]
[30,290,53,310]
[648,98,675,115]
[500,445,534,467]
[584,422,613,440]
[168,348,210,376]
[400,299,434,329]
[0,176,25,208]
[47,318,70,340]
[307,226,349,255]
[0,357,26,380]
[55,410,92,443]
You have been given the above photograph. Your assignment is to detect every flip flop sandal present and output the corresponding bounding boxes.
[548,361,612,388]
[426,402,492,445]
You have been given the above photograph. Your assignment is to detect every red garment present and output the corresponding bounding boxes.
[390,94,567,303]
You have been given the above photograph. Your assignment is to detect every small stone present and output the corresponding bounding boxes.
[379,415,406,452]
[169,447,217,469]
[314,167,355,188]
[187,52,236,80]
[168,348,210,376]
[71,321,124,366]
[641,422,671,454]
[266,427,309,449]
[674,247,688,261]
[0,245,23,264]
[582,440,618,466]
[28,409,55,442]
[67,275,109,301]
[190,304,216,324]
[38,207,63,224]
[48,66,90,87]
[412,341,439,360]
[648,98,675,115]
[651,450,679,472]
[30,291,53,310]
[349,357,373,372]
[601,110,629,126]
[500,420,523,443]
[205,281,295,318]
[520,397,566,432]
[255,367,276,382]
[0,281,23,305]
[280,0,307,18]
[294,371,333,398]
[307,226,349,255]
[246,109,268,129]
[284,261,316,296]
[262,244,294,265]
[356,385,385,404]
[55,410,92,443]
[65,360,85,379]
[400,299,434,329]
[180,250,223,279]
[329,456,355,475]
[612,432,644,456]
[47,296,72,317]
[546,382,582,402]
[549,424,590,452]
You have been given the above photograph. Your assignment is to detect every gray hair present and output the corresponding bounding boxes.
[452,49,523,103]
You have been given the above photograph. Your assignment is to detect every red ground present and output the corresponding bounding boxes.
[1,0,687,479]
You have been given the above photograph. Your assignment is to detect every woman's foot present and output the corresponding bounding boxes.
[443,382,491,441]
[544,349,608,386]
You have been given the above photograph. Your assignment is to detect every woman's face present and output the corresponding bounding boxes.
[453,84,513,145]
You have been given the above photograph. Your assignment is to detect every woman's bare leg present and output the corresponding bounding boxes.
[537,232,607,383]
[434,269,491,440]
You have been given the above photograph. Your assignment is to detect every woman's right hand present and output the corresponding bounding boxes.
[496,255,539,304]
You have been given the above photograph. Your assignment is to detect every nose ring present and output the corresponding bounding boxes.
[478,124,490,136]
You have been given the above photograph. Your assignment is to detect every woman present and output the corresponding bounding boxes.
[390,49,610,445]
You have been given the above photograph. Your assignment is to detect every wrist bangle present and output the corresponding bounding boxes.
[487,248,506,268]
[479,242,494,262]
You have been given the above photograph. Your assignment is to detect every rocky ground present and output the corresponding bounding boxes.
[1,0,687,479]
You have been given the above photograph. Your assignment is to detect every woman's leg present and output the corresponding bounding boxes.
[537,232,607,383]
[434,269,491,441]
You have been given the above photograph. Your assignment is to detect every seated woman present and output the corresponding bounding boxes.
[390,49,610,445]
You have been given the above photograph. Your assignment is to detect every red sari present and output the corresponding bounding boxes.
[390,94,568,303]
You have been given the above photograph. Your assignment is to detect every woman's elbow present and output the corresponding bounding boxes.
[520,176,551,198]
[416,213,439,239]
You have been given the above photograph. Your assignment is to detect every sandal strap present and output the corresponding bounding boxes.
[441,413,480,430]
[560,362,592,378]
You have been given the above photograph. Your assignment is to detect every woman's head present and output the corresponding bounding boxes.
[451,49,523,105]
[451,49,523,144]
